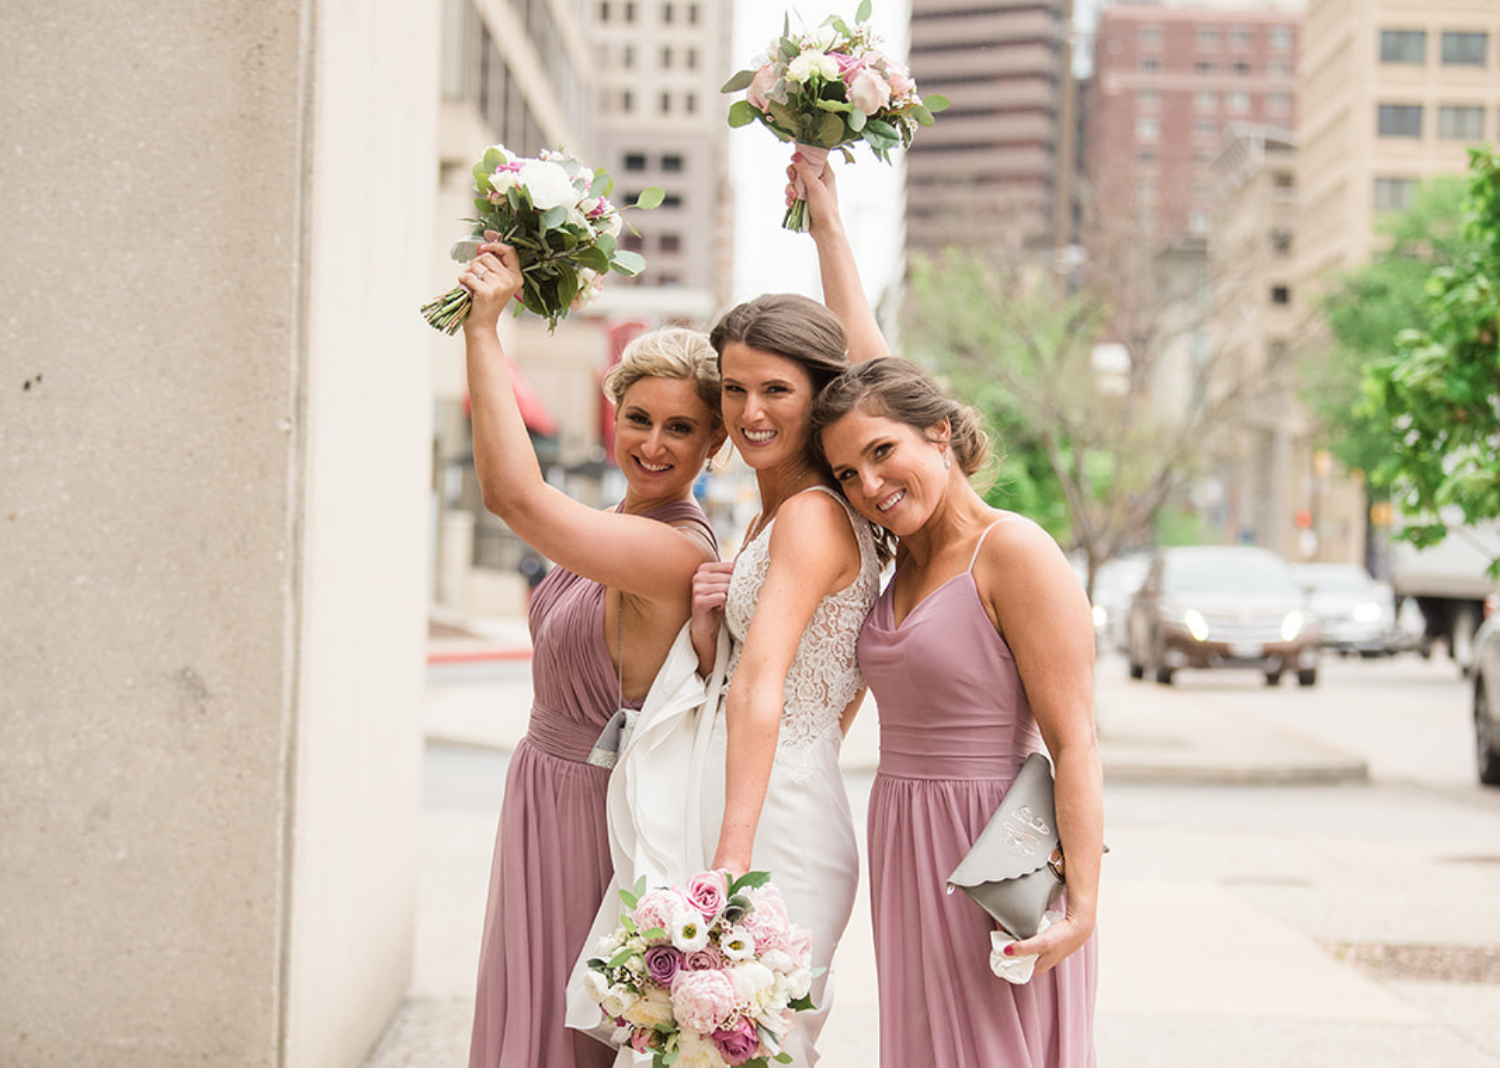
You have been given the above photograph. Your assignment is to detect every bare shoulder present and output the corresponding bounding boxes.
[766,488,859,572]
[975,511,1080,596]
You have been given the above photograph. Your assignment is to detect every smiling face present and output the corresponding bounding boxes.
[719,342,818,472]
[612,375,724,502]
[820,406,950,536]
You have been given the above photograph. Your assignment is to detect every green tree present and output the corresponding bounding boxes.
[1361,146,1500,568]
[1306,175,1472,480]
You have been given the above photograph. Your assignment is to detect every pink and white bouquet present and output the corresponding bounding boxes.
[582,870,817,1068]
[722,2,948,230]
[420,144,663,334]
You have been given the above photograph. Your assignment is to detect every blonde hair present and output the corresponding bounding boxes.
[601,328,723,429]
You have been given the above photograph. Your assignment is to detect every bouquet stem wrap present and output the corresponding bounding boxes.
[784,145,830,232]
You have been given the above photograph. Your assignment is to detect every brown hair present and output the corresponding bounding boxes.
[811,357,992,477]
[601,328,722,430]
[708,294,851,394]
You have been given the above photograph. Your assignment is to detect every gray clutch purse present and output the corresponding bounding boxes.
[946,752,1065,940]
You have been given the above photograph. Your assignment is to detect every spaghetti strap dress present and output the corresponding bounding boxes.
[857,522,1098,1068]
[468,499,717,1068]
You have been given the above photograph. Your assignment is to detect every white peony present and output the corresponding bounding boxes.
[622,986,675,1029]
[728,960,778,1011]
[787,50,840,84]
[760,948,794,975]
[518,159,578,211]
[672,1029,724,1068]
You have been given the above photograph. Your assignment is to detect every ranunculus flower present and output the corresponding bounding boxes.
[670,906,711,953]
[747,63,777,110]
[712,1018,762,1066]
[787,50,840,84]
[848,68,892,116]
[684,870,728,919]
[670,968,737,1034]
[517,159,576,211]
[644,945,682,985]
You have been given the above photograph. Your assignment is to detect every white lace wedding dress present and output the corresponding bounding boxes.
[696,486,880,1066]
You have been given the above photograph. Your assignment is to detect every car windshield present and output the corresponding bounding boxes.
[1296,566,1374,594]
[1162,552,1299,596]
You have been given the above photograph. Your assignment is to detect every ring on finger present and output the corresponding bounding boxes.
[475,266,488,278]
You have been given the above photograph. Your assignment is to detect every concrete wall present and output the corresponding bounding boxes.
[0,2,435,1066]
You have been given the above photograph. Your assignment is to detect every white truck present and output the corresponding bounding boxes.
[1388,520,1500,674]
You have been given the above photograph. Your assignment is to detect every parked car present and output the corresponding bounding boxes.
[1087,554,1149,655]
[1126,545,1321,687]
[1470,598,1500,786]
[1293,563,1402,657]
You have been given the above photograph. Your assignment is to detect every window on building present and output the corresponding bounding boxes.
[1193,118,1217,140]
[1138,149,1159,167]
[1139,25,1163,48]
[1190,212,1211,235]
[661,193,683,208]
[1195,60,1217,74]
[1270,27,1293,52]
[623,43,634,67]
[658,274,681,286]
[1270,230,1293,255]
[660,91,671,114]
[688,3,699,24]
[1269,59,1294,78]
[1138,88,1161,113]
[624,1,635,22]
[1377,104,1423,137]
[623,232,645,252]
[687,47,698,70]
[1228,91,1250,114]
[1268,91,1292,116]
[685,92,697,114]
[663,2,673,23]
[1380,29,1425,64]
[1374,177,1417,212]
[1438,105,1486,140]
[1270,285,1290,306]
[661,153,683,172]
[599,1,610,20]
[1197,28,1220,50]
[662,46,672,68]
[624,152,647,171]
[1442,32,1488,66]
[1194,90,1218,111]
[1273,171,1294,190]
[1136,117,1160,141]
[1136,178,1157,205]
[1230,27,1253,50]
[1232,61,1252,76]
[622,89,633,112]
[659,233,682,253]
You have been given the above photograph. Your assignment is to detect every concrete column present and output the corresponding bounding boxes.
[0,3,436,1067]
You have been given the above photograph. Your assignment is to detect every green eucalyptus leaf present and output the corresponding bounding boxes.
[924,94,951,113]
[541,205,568,229]
[574,245,612,273]
[607,946,637,968]
[817,112,846,146]
[590,172,612,198]
[594,232,617,257]
[635,186,667,210]
[848,108,867,132]
[856,0,873,22]
[728,100,761,128]
[556,268,579,311]
[722,69,756,93]
[727,870,772,895]
[612,250,647,276]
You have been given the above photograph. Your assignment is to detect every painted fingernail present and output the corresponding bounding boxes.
[1003,945,1015,956]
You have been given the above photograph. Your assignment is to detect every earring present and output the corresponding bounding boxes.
[942,450,951,470]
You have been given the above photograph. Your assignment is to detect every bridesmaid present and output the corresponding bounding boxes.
[460,237,727,1068]
[813,358,1103,1067]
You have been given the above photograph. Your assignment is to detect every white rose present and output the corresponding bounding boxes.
[594,931,624,956]
[489,168,521,196]
[787,50,840,84]
[603,211,624,238]
[600,983,640,1019]
[786,965,812,1001]
[582,969,611,1004]
[518,159,577,211]
[729,960,777,1009]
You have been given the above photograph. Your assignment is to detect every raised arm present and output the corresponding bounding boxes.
[791,156,890,365]
[978,516,1103,976]
[711,493,861,875]
[460,238,714,602]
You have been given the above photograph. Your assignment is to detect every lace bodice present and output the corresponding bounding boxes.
[718,487,880,775]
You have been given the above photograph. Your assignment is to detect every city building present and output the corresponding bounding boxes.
[588,0,735,321]
[1297,0,1500,285]
[1087,0,1302,245]
[905,0,1078,258]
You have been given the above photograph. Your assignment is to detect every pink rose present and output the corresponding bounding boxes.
[785,925,814,970]
[834,52,864,79]
[682,947,723,971]
[634,887,687,934]
[711,1018,762,1066]
[848,68,892,116]
[684,870,728,919]
[747,64,776,111]
[670,968,738,1034]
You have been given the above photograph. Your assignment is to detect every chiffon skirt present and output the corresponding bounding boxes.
[868,772,1098,1068]
[469,738,616,1068]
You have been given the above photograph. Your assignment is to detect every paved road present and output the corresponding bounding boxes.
[367,649,1500,1068]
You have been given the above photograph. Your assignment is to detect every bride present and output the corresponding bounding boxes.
[568,158,887,1066]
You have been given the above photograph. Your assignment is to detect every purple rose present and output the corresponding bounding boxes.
[684,870,728,919]
[682,947,722,971]
[644,945,682,985]
[712,1018,762,1066]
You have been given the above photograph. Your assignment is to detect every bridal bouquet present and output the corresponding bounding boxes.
[582,870,817,1068]
[420,144,663,334]
[722,1,948,230]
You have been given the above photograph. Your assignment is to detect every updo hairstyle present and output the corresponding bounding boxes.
[708,294,851,394]
[601,328,723,430]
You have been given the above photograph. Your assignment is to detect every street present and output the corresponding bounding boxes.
[368,650,1500,1068]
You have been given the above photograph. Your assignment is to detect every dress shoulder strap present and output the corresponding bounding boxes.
[967,519,1005,572]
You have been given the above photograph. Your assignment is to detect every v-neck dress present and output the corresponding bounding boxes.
[468,499,716,1068]
[856,529,1098,1067]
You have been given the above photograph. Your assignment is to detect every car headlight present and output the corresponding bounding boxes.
[1092,604,1108,629]
[1351,601,1383,624]
[1184,608,1211,642]
[1281,610,1305,641]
